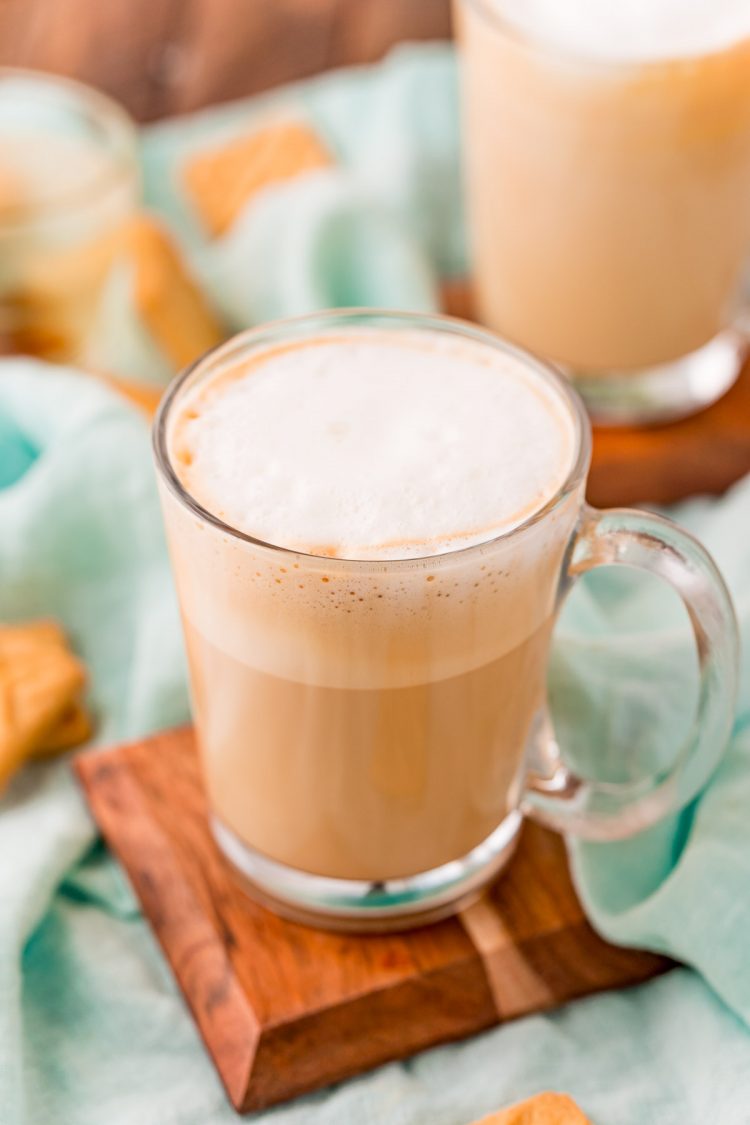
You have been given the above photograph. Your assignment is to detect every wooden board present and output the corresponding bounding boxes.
[587,362,750,508]
[75,728,668,1114]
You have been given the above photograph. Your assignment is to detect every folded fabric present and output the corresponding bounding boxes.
[142,44,464,276]
[204,168,438,330]
[557,475,750,1021]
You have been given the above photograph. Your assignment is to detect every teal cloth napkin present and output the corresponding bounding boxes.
[2,44,750,1124]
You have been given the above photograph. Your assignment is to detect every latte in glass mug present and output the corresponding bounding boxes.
[155,311,738,930]
[455,0,750,423]
[168,328,575,877]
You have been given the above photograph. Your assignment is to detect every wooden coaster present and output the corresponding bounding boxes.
[440,279,750,509]
[75,728,668,1113]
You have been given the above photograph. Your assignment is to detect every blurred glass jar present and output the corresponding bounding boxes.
[0,69,138,364]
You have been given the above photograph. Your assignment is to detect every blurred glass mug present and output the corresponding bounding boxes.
[454,0,750,424]
[154,310,738,932]
[0,69,138,363]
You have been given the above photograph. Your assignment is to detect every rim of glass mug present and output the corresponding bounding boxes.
[460,0,750,72]
[0,66,139,231]
[153,307,592,568]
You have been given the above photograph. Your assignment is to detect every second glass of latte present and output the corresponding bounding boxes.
[154,310,738,931]
[454,0,750,424]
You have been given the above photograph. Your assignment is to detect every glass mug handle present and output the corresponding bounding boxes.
[522,505,740,840]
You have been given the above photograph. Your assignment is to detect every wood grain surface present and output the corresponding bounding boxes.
[0,0,451,121]
[586,364,750,507]
[76,729,668,1113]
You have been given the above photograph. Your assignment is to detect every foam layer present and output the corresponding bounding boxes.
[491,0,750,61]
[0,135,114,209]
[171,329,576,560]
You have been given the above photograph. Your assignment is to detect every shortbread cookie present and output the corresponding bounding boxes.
[0,620,91,788]
[182,119,333,237]
[473,1093,593,1124]
[34,699,94,756]
[83,212,225,389]
[127,213,225,368]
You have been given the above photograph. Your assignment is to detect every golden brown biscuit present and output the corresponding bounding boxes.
[0,620,89,789]
[473,1093,593,1125]
[182,119,333,237]
[34,699,94,756]
[126,213,225,369]
[0,621,67,650]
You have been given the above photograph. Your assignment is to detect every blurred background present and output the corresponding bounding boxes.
[0,0,452,119]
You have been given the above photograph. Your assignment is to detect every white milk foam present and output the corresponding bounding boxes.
[172,329,576,561]
[0,134,114,206]
[492,0,750,61]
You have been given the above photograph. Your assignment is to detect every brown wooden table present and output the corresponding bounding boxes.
[0,0,451,121]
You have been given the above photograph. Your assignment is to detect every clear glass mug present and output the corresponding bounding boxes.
[0,69,138,363]
[454,0,750,425]
[154,310,738,931]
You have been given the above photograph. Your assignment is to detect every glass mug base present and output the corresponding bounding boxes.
[212,811,523,933]
[570,327,746,426]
